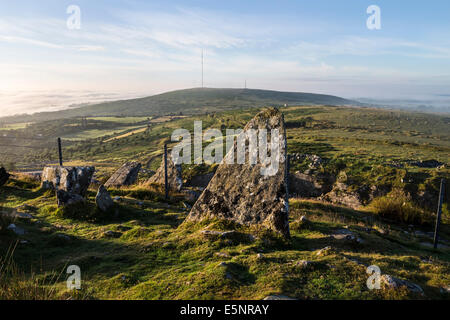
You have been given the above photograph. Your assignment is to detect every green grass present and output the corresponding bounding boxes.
[0,177,449,300]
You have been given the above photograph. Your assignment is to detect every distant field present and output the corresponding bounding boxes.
[0,122,31,130]
[61,125,145,141]
[87,116,150,124]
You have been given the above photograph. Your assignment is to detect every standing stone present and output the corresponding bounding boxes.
[95,185,114,212]
[104,162,141,188]
[41,166,95,196]
[0,167,10,187]
[185,108,290,238]
[146,156,183,191]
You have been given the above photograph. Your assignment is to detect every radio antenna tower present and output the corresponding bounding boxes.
[201,49,204,88]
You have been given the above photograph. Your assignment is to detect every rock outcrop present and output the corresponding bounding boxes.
[0,167,10,187]
[41,166,95,196]
[105,162,141,188]
[185,108,290,238]
[146,156,183,191]
[186,172,215,188]
[95,185,114,212]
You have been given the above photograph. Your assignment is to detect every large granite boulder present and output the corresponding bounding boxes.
[146,156,183,191]
[0,167,10,187]
[56,189,85,207]
[41,166,95,196]
[185,108,290,238]
[95,185,114,212]
[104,162,141,188]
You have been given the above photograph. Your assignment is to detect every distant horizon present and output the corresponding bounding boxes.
[1,86,450,119]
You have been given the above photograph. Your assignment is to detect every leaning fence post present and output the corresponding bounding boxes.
[164,144,169,200]
[57,137,63,166]
[433,179,445,249]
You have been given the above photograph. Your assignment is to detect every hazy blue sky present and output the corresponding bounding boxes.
[1,0,450,115]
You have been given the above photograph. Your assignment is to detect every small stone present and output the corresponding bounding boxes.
[296,260,311,268]
[257,253,264,259]
[316,246,332,256]
[95,185,114,212]
[103,230,122,238]
[215,252,231,258]
[381,275,424,294]
[113,196,122,201]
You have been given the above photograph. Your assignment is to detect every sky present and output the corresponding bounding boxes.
[1,0,450,116]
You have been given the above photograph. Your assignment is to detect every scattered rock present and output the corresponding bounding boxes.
[296,260,311,268]
[381,274,424,294]
[104,162,141,188]
[113,196,122,201]
[56,189,85,207]
[146,156,183,191]
[331,229,363,244]
[257,253,264,259]
[41,166,95,196]
[289,171,334,198]
[215,252,231,258]
[0,167,10,186]
[440,286,450,294]
[263,295,297,300]
[186,108,290,238]
[406,159,444,168]
[95,185,114,212]
[316,246,332,256]
[7,223,25,235]
[322,182,363,209]
[103,230,122,238]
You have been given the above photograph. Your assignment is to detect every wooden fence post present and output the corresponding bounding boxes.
[57,137,63,166]
[433,179,445,249]
[164,144,169,200]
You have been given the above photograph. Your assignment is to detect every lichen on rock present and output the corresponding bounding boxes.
[185,108,290,238]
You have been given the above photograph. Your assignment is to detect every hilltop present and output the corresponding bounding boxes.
[0,88,357,124]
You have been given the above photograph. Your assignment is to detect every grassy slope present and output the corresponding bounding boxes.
[1,178,449,300]
[0,88,356,124]
[1,105,449,299]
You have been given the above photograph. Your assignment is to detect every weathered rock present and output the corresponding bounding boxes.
[7,223,25,235]
[381,275,424,294]
[41,166,95,196]
[186,172,215,188]
[95,185,114,212]
[331,229,363,244]
[406,159,444,168]
[56,189,85,207]
[103,230,122,238]
[296,260,312,268]
[0,167,10,187]
[289,171,334,198]
[146,156,182,191]
[316,246,332,256]
[104,162,141,188]
[186,108,290,238]
[322,182,363,209]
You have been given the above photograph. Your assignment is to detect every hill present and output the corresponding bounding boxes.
[0,88,357,124]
